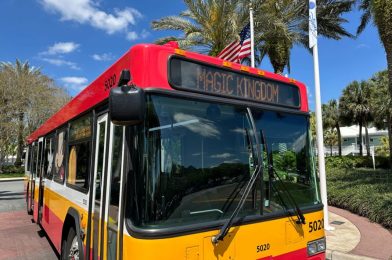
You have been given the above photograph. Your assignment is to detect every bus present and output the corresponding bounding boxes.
[24,42,326,260]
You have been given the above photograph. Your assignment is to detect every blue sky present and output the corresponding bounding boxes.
[0,0,387,110]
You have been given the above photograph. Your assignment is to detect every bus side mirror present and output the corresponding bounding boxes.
[109,85,145,126]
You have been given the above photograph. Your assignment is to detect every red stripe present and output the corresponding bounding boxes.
[223,45,241,61]
[217,41,239,58]
[256,248,325,260]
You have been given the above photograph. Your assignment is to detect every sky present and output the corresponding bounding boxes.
[0,0,387,111]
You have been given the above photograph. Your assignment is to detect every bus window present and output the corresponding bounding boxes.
[27,145,32,172]
[128,95,259,229]
[54,129,67,183]
[31,143,37,178]
[252,110,320,214]
[43,136,55,179]
[107,125,124,260]
[67,113,92,192]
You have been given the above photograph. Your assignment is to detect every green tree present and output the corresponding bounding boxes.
[151,0,250,56]
[324,128,338,156]
[322,99,342,156]
[151,0,354,74]
[256,0,354,74]
[368,70,392,164]
[0,60,70,167]
[339,80,372,156]
[357,0,392,123]
[375,136,390,157]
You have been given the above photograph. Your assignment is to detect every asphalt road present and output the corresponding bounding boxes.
[0,180,25,212]
[0,180,58,260]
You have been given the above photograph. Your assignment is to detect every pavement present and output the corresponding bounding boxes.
[0,180,57,259]
[1,178,392,260]
[326,206,392,260]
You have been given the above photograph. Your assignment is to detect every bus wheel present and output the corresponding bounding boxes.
[62,227,80,260]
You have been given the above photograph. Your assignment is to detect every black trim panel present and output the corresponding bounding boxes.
[125,204,323,239]
[167,55,302,109]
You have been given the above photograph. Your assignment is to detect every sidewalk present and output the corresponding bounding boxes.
[0,177,25,182]
[326,206,392,260]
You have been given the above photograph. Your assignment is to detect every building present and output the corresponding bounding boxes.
[326,125,388,156]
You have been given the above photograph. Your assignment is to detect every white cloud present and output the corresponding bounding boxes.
[60,76,88,92]
[126,29,150,41]
[210,153,233,159]
[40,0,142,35]
[41,58,80,70]
[43,42,80,55]
[126,31,138,41]
[92,53,115,61]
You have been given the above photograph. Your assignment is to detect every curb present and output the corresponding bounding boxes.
[326,250,378,260]
[0,177,26,182]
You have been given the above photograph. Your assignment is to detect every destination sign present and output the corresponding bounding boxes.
[169,57,300,107]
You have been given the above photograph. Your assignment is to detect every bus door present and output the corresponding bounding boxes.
[34,137,44,222]
[103,124,125,260]
[37,137,48,224]
[28,142,37,214]
[91,114,109,260]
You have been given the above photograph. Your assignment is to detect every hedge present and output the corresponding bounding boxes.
[327,167,392,229]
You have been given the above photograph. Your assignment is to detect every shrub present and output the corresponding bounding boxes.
[325,156,390,170]
[0,165,24,174]
[327,167,392,229]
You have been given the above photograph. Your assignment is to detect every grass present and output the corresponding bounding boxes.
[0,172,25,178]
[327,167,392,229]
[0,165,25,178]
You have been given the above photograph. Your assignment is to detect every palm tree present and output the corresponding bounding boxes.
[368,70,392,165]
[152,0,354,74]
[0,60,48,166]
[324,128,338,156]
[255,0,354,74]
[357,0,392,115]
[339,80,372,156]
[322,99,342,156]
[151,0,251,56]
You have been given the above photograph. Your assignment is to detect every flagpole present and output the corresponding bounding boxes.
[309,0,334,231]
[250,4,255,68]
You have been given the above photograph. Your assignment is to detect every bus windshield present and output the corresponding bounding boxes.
[128,94,320,230]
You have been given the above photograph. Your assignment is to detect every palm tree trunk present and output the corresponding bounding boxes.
[359,120,363,156]
[14,112,24,167]
[386,49,392,106]
[336,124,342,156]
[387,115,392,168]
[385,46,392,167]
[365,122,370,157]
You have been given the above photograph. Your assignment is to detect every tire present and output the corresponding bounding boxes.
[62,227,81,260]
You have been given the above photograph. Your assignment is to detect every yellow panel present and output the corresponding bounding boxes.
[122,210,325,260]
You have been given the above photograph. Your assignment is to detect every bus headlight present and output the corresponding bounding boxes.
[307,238,326,256]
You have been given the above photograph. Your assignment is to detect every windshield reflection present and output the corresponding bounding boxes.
[127,94,320,230]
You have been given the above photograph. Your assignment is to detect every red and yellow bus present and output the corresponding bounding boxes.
[24,42,325,260]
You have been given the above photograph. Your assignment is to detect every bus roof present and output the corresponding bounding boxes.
[27,43,308,144]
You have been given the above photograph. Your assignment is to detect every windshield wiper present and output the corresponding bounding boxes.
[260,129,306,225]
[212,108,262,244]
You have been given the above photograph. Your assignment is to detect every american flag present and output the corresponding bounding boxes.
[217,23,251,63]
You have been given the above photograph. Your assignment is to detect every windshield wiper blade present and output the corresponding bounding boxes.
[212,108,262,244]
[259,129,306,225]
[270,166,306,224]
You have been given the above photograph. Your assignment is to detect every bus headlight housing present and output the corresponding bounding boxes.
[307,238,326,256]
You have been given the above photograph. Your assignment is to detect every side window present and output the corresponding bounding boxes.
[67,113,92,192]
[31,143,37,177]
[54,129,67,183]
[43,136,55,179]
[27,145,32,172]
